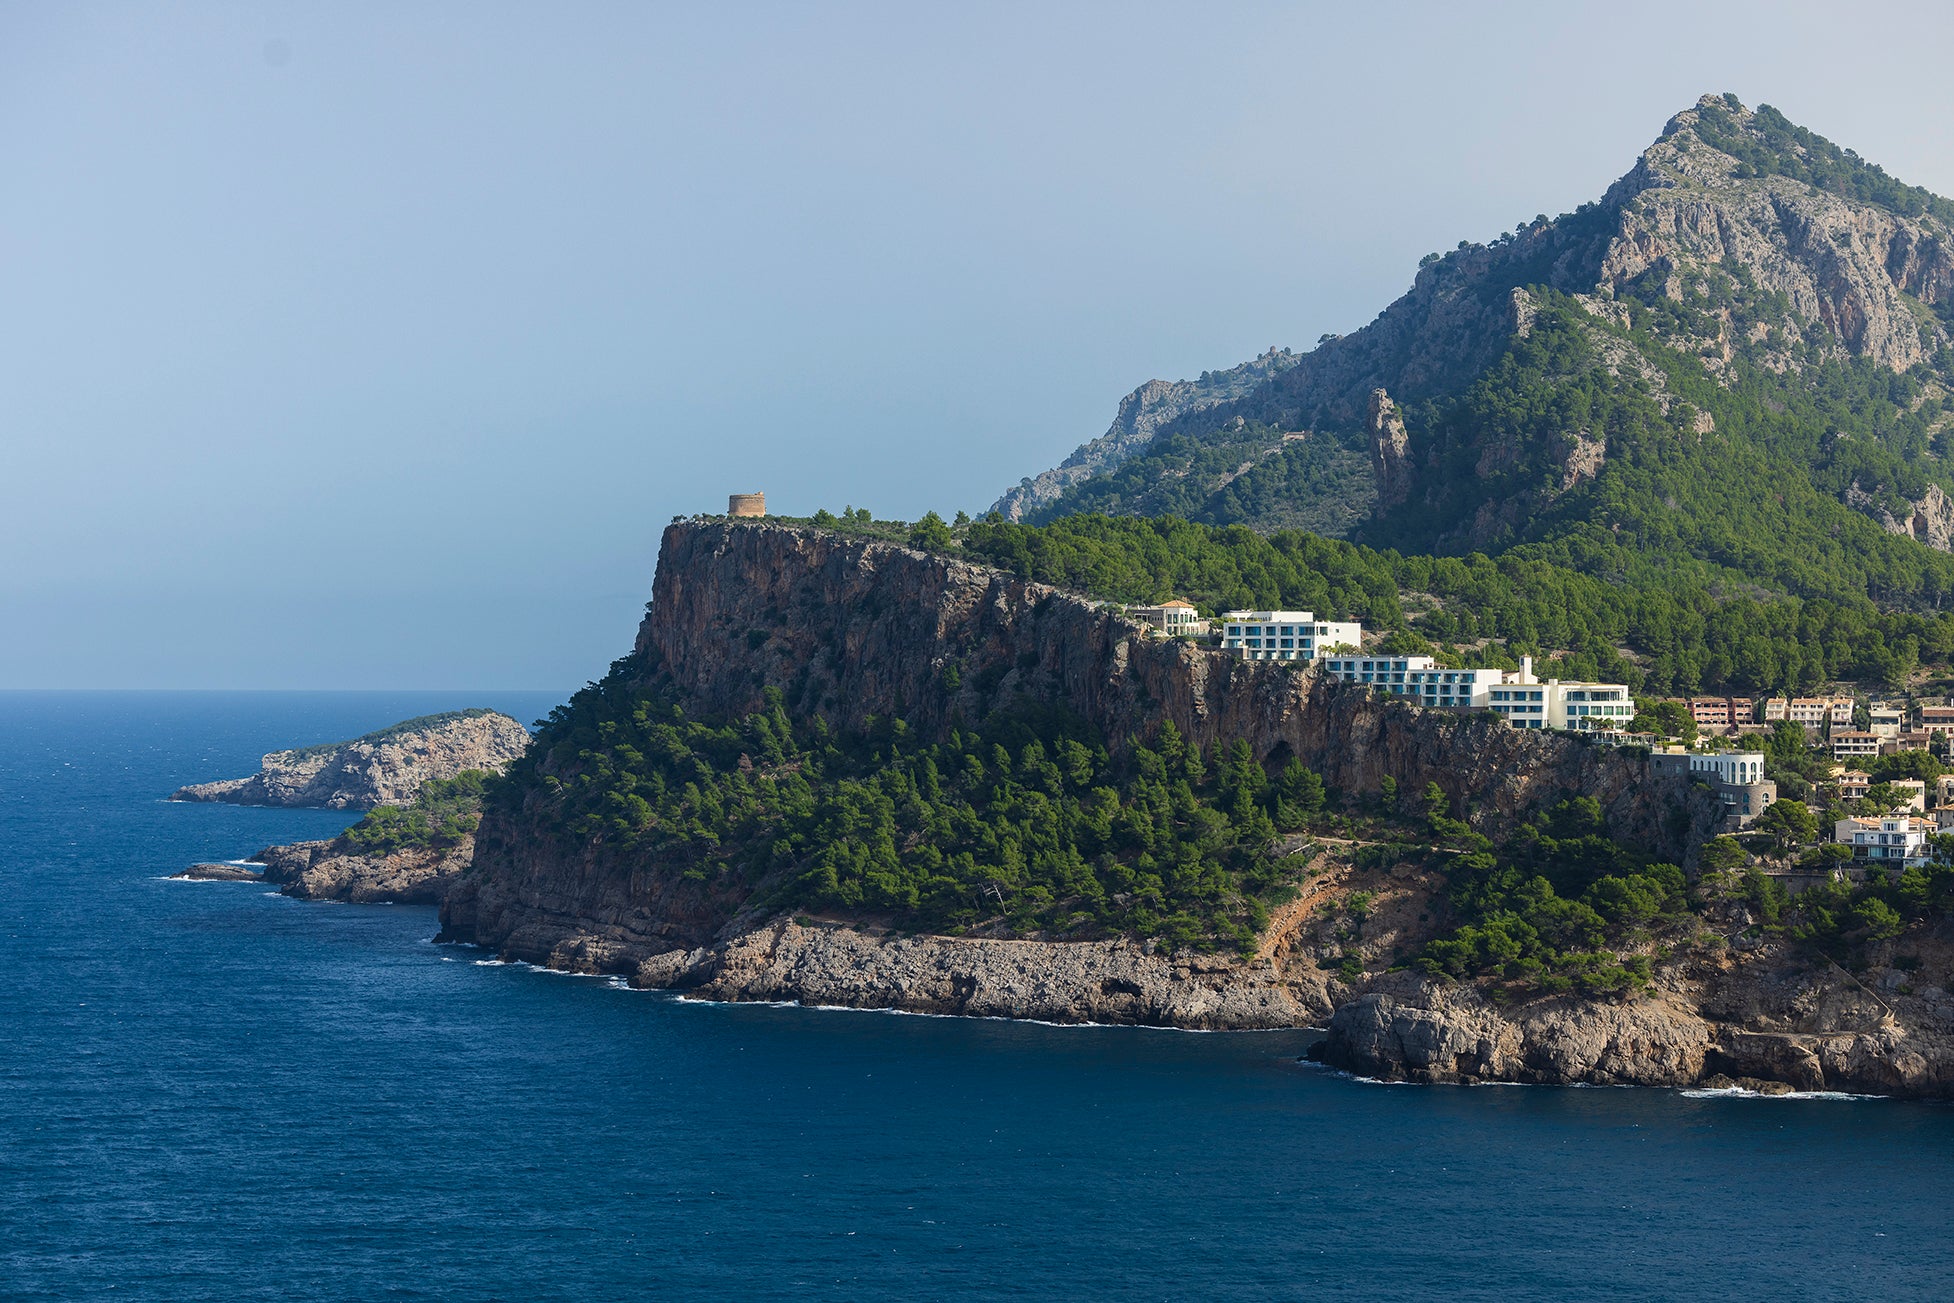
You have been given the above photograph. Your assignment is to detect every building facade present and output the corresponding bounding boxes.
[1221,611,1361,661]
[1128,600,1208,637]
[1834,815,1934,869]
[1764,697,1853,729]
[727,492,767,518]
[1649,750,1776,828]
[1320,655,1632,732]
[1831,731,1882,761]
[1919,705,1954,738]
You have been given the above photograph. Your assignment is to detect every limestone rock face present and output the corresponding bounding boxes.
[612,920,1334,1029]
[1907,483,1954,552]
[171,710,530,810]
[1367,389,1413,509]
[1318,979,1711,1087]
[256,838,473,905]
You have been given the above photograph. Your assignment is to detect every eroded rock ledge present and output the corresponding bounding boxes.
[1314,959,1954,1097]
[544,919,1336,1029]
[257,838,473,906]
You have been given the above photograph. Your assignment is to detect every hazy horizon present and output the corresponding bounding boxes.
[8,1,1954,690]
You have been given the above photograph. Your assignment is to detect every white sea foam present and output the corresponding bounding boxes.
[668,994,1285,1033]
[1679,1086,1887,1101]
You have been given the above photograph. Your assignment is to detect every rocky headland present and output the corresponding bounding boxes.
[417,520,1954,1097]
[172,709,529,810]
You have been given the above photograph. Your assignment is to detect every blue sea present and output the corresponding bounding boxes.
[3,691,1952,1301]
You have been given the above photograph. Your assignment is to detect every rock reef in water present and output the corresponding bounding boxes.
[172,862,265,882]
[171,710,529,810]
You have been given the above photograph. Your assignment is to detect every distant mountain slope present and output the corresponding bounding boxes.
[991,347,1300,521]
[990,94,1954,606]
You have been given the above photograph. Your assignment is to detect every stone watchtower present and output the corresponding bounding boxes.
[727,492,766,518]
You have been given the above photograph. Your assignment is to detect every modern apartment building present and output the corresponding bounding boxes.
[1834,814,1934,869]
[1868,704,1905,738]
[1320,655,1632,732]
[1677,697,1753,727]
[1831,731,1882,760]
[1220,611,1361,662]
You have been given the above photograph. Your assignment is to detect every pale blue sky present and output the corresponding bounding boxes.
[6,2,1953,689]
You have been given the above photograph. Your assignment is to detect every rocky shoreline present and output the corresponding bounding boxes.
[209,827,1954,1097]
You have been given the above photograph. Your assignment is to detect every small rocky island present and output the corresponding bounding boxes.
[171,709,530,810]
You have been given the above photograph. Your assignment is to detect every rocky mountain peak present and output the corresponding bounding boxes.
[990,95,1954,530]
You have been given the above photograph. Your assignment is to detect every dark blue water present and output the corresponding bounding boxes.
[3,691,1952,1301]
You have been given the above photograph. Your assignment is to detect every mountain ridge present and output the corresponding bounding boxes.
[989,94,1954,578]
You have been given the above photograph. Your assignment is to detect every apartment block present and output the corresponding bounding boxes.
[1764,697,1854,729]
[1831,731,1882,761]
[1868,704,1905,738]
[1919,705,1954,737]
[1220,611,1361,662]
[1321,655,1631,732]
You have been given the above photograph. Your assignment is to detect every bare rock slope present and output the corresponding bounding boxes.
[172,710,529,810]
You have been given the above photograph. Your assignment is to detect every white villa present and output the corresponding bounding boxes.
[1128,599,1209,637]
[1835,814,1934,869]
[1220,611,1362,662]
[1319,654,1633,733]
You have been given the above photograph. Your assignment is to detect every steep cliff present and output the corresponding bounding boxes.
[444,523,1714,985]
[633,523,1710,844]
[171,710,531,810]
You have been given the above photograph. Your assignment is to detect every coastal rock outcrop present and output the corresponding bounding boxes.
[1315,978,1712,1087]
[522,920,1334,1029]
[256,838,473,905]
[171,710,529,810]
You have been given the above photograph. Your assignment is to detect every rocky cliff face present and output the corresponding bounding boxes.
[256,838,472,905]
[171,710,530,810]
[1316,919,1954,1098]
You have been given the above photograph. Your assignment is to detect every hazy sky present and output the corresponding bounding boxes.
[6,2,1953,690]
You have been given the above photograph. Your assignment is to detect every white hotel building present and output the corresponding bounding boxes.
[1220,611,1363,662]
[1319,653,1633,733]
